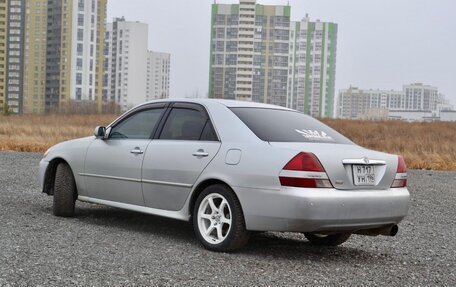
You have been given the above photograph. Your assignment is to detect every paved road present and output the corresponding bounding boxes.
[0,152,455,286]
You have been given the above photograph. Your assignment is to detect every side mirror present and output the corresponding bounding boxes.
[94,126,106,139]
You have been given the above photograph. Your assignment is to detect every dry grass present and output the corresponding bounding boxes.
[0,115,454,170]
[0,114,117,153]
[322,119,456,171]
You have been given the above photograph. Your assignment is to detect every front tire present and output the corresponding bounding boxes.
[53,162,76,217]
[193,184,249,252]
[304,232,351,246]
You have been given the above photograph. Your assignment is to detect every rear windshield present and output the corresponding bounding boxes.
[231,108,353,144]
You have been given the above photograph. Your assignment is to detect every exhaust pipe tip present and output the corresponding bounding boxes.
[389,225,399,236]
[354,224,399,237]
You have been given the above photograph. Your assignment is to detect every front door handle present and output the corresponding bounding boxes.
[192,149,209,157]
[130,147,144,155]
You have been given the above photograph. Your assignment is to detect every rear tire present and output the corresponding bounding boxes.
[304,232,351,246]
[193,184,249,252]
[53,162,76,217]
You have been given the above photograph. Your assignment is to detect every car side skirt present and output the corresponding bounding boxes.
[77,196,190,221]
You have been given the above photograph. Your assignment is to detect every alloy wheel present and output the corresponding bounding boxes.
[197,193,232,244]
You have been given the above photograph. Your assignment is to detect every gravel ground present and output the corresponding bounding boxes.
[0,151,455,286]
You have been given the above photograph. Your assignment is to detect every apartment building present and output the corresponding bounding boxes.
[338,87,400,119]
[104,18,171,111]
[46,0,107,113]
[288,15,338,117]
[2,0,173,114]
[403,83,439,111]
[208,0,292,107]
[22,0,47,114]
[1,0,26,114]
[0,0,6,111]
[104,18,148,111]
[146,51,170,101]
[0,0,108,114]
[338,84,452,120]
[208,0,338,117]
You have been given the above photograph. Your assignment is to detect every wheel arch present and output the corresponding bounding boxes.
[43,157,77,196]
[188,178,238,218]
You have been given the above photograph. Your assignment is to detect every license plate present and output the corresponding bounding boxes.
[353,165,375,186]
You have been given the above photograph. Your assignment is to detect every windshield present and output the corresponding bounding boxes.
[231,108,353,144]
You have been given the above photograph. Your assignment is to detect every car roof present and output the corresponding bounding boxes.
[139,98,292,110]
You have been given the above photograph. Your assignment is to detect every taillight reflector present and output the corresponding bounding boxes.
[279,177,333,188]
[391,155,407,188]
[391,179,407,188]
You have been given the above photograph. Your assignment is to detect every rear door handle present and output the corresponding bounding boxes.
[192,149,209,157]
[130,147,144,155]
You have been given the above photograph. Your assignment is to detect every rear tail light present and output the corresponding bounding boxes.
[396,155,407,173]
[391,155,407,188]
[279,152,333,188]
[283,152,325,172]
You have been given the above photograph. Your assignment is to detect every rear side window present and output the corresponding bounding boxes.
[159,108,217,141]
[200,120,218,141]
[231,108,353,144]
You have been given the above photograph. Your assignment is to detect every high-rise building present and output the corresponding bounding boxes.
[44,0,62,112]
[288,16,338,117]
[0,0,49,114]
[23,0,48,114]
[1,0,26,114]
[0,0,7,112]
[45,0,107,113]
[208,0,291,106]
[146,51,170,101]
[104,18,171,111]
[208,0,338,118]
[104,18,149,111]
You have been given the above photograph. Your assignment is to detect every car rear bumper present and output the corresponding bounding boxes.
[235,186,410,232]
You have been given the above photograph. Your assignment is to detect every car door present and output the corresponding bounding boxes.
[141,103,221,211]
[83,103,166,206]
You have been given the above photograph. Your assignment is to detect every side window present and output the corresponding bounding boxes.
[110,108,164,139]
[160,108,212,141]
[200,120,218,141]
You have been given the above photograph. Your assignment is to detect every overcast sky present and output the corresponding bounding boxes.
[108,0,456,104]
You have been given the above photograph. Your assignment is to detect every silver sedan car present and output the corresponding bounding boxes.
[39,99,409,252]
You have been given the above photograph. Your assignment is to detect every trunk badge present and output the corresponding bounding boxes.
[363,157,370,164]
[335,180,344,185]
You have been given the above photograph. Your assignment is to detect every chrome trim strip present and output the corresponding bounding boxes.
[79,173,141,183]
[77,196,188,221]
[79,173,193,188]
[342,159,386,165]
[279,170,329,179]
[142,179,193,188]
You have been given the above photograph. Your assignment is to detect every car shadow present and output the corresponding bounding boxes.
[45,202,387,264]
[243,232,385,264]
[73,203,196,244]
